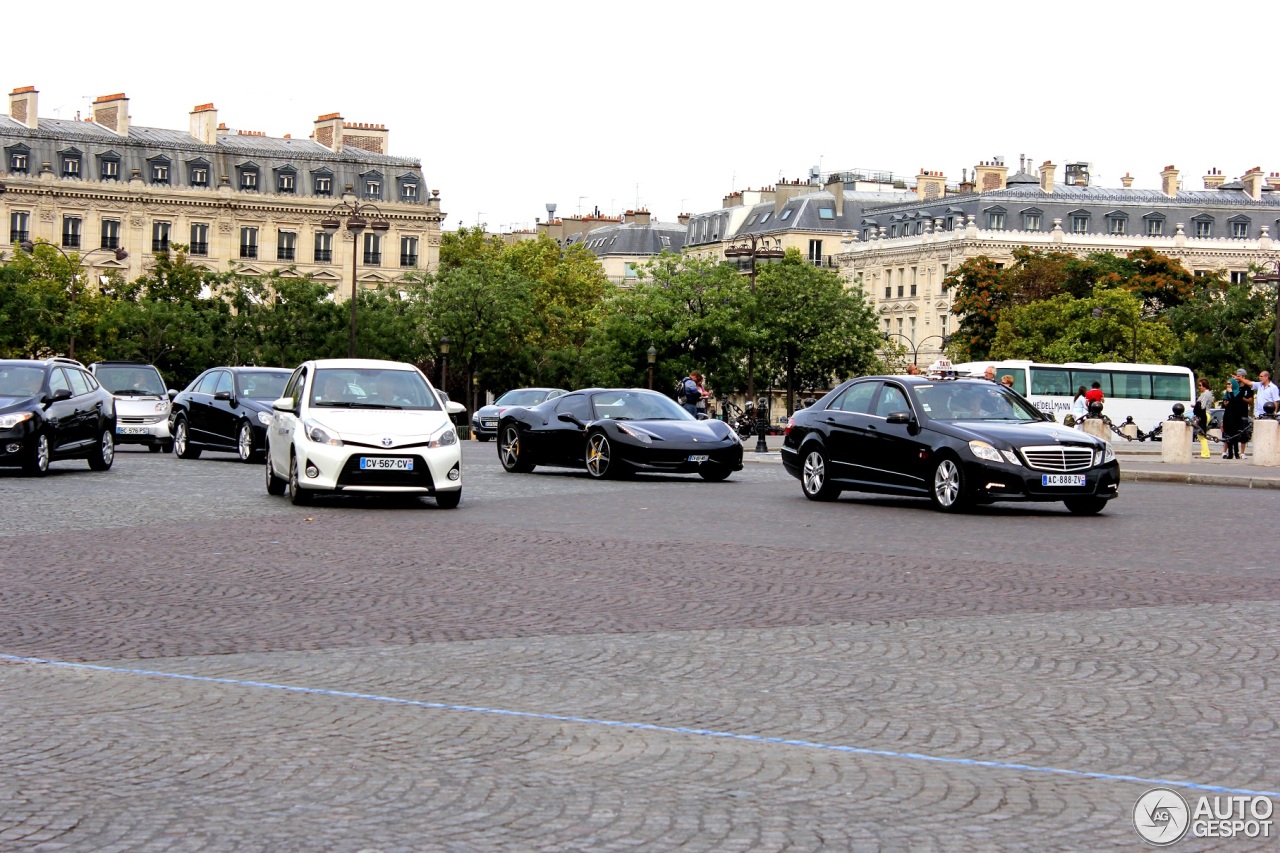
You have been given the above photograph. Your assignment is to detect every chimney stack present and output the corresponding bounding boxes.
[92,93,130,136]
[974,158,1008,193]
[1203,167,1225,190]
[1160,166,1179,197]
[189,103,217,145]
[1242,167,1265,201]
[626,209,651,225]
[825,173,845,216]
[1039,161,1056,194]
[313,112,344,152]
[341,121,389,155]
[8,86,38,130]
[1268,172,1280,192]
[1120,173,1134,188]
[915,169,946,201]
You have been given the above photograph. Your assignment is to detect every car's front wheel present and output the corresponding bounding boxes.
[499,424,534,473]
[800,446,841,501]
[698,464,732,482]
[88,428,115,471]
[22,433,50,477]
[929,456,969,512]
[237,421,260,463]
[434,489,461,509]
[1064,496,1108,515]
[584,431,618,479]
[265,448,287,496]
[173,417,201,459]
[289,453,313,505]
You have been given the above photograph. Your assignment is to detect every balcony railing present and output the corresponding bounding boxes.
[400,254,418,268]
[314,249,332,263]
[101,236,119,250]
[240,245,258,259]
[152,239,170,253]
[62,235,81,249]
[10,230,29,244]
[277,247,296,261]
[363,252,381,266]
[189,242,208,256]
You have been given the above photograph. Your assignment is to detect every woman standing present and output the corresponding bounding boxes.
[1194,378,1214,458]
[1222,376,1248,459]
[1070,385,1089,428]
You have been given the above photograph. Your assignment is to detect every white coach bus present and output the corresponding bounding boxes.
[951,360,1196,431]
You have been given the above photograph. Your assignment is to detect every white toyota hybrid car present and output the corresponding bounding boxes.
[265,359,466,507]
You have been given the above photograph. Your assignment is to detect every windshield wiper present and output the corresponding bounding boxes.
[348,402,404,409]
[313,400,356,407]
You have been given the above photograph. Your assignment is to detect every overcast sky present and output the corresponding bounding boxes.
[8,1,1276,232]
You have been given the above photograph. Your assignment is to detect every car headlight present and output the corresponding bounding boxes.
[968,440,1003,463]
[428,427,458,448]
[154,401,169,413]
[0,412,33,429]
[303,419,343,446]
[256,411,273,426]
[1098,444,1115,465]
[616,423,653,444]
[1001,449,1022,466]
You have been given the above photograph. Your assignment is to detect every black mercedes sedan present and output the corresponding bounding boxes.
[497,388,743,480]
[0,357,116,476]
[781,374,1119,513]
[170,366,292,462]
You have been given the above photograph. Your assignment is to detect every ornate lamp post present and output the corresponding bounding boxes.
[20,239,128,360]
[1252,261,1280,378]
[882,331,950,367]
[647,345,657,390]
[439,334,450,393]
[724,234,784,454]
[319,190,390,358]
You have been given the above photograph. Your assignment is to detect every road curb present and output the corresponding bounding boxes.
[1120,469,1280,489]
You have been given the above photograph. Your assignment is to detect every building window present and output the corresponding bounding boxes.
[1071,215,1089,233]
[240,226,258,259]
[152,221,171,253]
[240,168,259,191]
[759,212,771,224]
[889,225,898,238]
[1231,220,1250,238]
[314,231,333,263]
[817,208,835,220]
[987,212,1005,229]
[314,175,332,196]
[910,282,917,297]
[100,156,120,181]
[61,154,81,178]
[1023,212,1041,231]
[190,223,209,256]
[780,208,793,221]
[277,172,295,194]
[10,210,30,244]
[400,182,418,201]
[915,221,924,235]
[884,285,891,299]
[151,162,170,185]
[101,219,120,250]
[1194,220,1212,238]
[190,165,209,187]
[1231,271,1248,284]
[364,179,381,200]
[1146,218,1164,236]
[62,216,81,249]
[363,232,381,265]
[277,230,296,261]
[1109,217,1126,235]
[8,149,30,173]
[400,236,419,267]
[808,239,823,266]
[897,284,904,298]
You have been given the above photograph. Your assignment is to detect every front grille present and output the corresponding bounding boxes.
[1020,445,1095,472]
[335,454,435,488]
[118,415,165,425]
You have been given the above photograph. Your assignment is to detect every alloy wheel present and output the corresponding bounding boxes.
[585,433,611,478]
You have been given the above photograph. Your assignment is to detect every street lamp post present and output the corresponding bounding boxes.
[1252,262,1280,379]
[724,234,784,454]
[647,345,656,390]
[439,335,450,394]
[881,332,949,368]
[319,190,390,359]
[20,239,129,360]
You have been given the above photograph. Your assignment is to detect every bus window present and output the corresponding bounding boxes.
[1030,367,1071,396]
[997,371,1026,394]
[1071,370,1111,397]
[1153,373,1193,401]
[1111,372,1151,400]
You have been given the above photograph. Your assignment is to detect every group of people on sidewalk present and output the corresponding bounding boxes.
[1201,369,1280,459]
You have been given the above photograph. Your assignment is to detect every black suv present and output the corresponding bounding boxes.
[0,357,118,476]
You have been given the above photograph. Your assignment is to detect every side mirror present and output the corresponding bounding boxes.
[1046,411,1057,422]
[47,387,73,403]
[445,401,466,416]
[214,390,232,402]
[167,389,178,401]
[557,412,583,427]
[271,396,295,413]
[695,412,709,420]
[886,411,912,425]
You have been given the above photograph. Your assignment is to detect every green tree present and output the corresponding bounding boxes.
[991,288,1177,364]
[1165,270,1272,381]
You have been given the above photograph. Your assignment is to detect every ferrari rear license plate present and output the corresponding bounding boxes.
[360,457,413,471]
[1041,474,1085,486]
[688,454,709,463]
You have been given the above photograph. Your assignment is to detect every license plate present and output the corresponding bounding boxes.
[688,454,709,463]
[359,457,413,470]
[481,420,497,428]
[1041,474,1085,486]
[117,426,149,434]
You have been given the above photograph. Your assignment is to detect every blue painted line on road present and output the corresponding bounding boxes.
[5,652,1278,800]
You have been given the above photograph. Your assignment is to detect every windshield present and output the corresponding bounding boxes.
[496,388,554,407]
[95,365,166,396]
[310,367,440,410]
[589,390,694,421]
[0,366,45,398]
[236,371,289,400]
[912,382,1043,422]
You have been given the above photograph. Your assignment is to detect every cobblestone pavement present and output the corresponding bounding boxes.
[1,446,1277,851]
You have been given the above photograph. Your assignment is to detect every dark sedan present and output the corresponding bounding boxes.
[781,375,1119,513]
[0,358,116,476]
[471,387,567,441]
[171,367,292,462]
[497,388,743,480]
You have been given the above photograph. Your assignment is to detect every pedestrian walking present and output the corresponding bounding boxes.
[1222,374,1249,459]
[1194,378,1214,458]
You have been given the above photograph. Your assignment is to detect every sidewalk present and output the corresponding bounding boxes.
[740,435,1280,489]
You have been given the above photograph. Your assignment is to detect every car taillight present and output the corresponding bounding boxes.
[784,417,794,436]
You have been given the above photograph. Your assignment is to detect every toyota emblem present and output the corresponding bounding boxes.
[381,437,393,447]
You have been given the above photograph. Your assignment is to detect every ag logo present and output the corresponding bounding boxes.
[1134,788,1190,845]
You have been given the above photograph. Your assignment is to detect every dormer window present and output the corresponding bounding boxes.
[1069,210,1091,233]
[986,207,1006,230]
[1229,215,1251,238]
[1107,211,1128,235]
[361,171,383,200]
[398,176,419,201]
[60,149,82,178]
[6,145,30,174]
[99,152,121,181]
[148,156,172,185]
[188,159,210,187]
[275,166,296,194]
[238,163,260,191]
[1192,215,1213,238]
[1022,208,1043,231]
[313,168,333,196]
